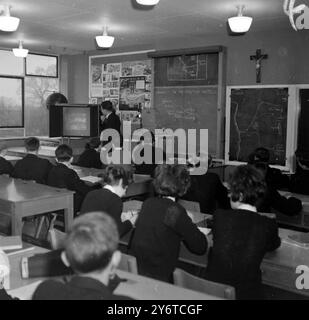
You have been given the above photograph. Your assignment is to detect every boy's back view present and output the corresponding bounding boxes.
[47,144,92,213]
[12,137,52,184]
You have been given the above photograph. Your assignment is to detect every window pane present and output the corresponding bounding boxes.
[25,77,59,136]
[26,54,58,77]
[0,50,24,76]
[0,77,23,127]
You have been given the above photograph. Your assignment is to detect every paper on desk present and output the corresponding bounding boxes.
[80,176,102,184]
[8,281,42,300]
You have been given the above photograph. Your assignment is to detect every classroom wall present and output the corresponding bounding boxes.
[61,28,309,102]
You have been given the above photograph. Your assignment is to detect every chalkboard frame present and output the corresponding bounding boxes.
[225,85,298,172]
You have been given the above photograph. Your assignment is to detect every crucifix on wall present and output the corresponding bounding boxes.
[250,49,268,83]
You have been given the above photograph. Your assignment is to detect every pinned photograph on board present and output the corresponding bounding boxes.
[91,65,102,84]
[107,63,121,73]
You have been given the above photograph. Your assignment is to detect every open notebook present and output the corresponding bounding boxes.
[283,233,309,248]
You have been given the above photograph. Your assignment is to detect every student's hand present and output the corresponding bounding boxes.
[129,212,139,226]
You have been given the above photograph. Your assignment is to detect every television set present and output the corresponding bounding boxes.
[49,104,99,137]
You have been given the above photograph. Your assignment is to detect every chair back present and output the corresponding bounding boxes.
[173,268,235,300]
[117,253,138,274]
[178,199,201,212]
[48,228,66,250]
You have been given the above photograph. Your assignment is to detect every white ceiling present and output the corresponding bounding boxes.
[0,0,299,54]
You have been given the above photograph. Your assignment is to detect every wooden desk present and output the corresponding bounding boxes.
[0,176,74,236]
[72,165,153,199]
[6,146,57,164]
[277,191,309,231]
[3,155,22,165]
[6,245,220,300]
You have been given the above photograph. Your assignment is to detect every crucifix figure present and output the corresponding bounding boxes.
[250,49,268,83]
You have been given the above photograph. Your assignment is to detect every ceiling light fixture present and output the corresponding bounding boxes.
[0,5,20,32]
[96,26,115,48]
[13,41,29,58]
[228,5,253,33]
[136,0,160,5]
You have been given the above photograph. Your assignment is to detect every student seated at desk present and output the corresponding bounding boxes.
[0,145,13,176]
[47,144,93,214]
[205,165,281,300]
[133,132,166,177]
[74,137,103,169]
[290,150,309,195]
[181,156,230,213]
[248,147,289,190]
[11,137,52,184]
[129,164,208,283]
[251,161,302,216]
[32,212,131,300]
[80,165,136,237]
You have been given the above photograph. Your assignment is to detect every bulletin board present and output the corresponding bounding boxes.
[89,51,152,129]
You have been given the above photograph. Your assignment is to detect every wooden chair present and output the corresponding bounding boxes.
[117,253,138,274]
[178,199,201,212]
[173,268,235,300]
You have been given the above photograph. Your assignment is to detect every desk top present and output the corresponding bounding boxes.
[3,155,22,162]
[7,146,57,158]
[6,244,219,300]
[0,176,74,203]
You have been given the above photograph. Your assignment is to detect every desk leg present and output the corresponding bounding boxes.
[11,204,23,236]
[63,196,74,233]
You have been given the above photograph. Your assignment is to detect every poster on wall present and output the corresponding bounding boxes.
[120,110,141,126]
[119,76,146,110]
[91,65,102,83]
[91,83,103,97]
[122,61,151,77]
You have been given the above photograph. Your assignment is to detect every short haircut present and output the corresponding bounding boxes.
[153,164,190,197]
[55,144,73,162]
[101,100,114,112]
[229,165,266,206]
[102,165,132,188]
[85,137,100,150]
[64,212,119,274]
[248,147,270,164]
[25,137,40,152]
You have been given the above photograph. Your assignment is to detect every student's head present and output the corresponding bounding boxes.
[101,101,114,116]
[248,147,270,164]
[85,137,100,150]
[25,137,40,153]
[153,164,191,198]
[295,149,309,170]
[61,211,121,278]
[102,165,133,198]
[228,165,266,209]
[55,144,73,163]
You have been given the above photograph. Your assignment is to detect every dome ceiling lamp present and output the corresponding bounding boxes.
[13,41,29,58]
[96,26,115,48]
[0,5,20,32]
[228,5,253,33]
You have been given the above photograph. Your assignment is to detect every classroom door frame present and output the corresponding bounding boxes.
[225,84,298,173]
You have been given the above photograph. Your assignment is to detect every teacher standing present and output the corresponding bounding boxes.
[100,101,122,148]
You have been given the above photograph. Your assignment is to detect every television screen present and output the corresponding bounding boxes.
[63,107,91,137]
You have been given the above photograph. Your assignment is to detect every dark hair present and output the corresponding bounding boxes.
[102,165,132,188]
[25,137,40,152]
[248,147,270,164]
[229,165,266,206]
[64,212,118,274]
[101,100,114,112]
[55,144,73,162]
[153,164,190,197]
[85,137,100,150]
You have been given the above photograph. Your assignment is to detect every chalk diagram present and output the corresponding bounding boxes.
[230,89,288,164]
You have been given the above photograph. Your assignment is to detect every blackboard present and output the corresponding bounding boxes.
[297,89,309,155]
[154,86,218,154]
[226,87,289,166]
[153,50,223,156]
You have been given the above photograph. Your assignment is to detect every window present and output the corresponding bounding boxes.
[25,53,58,77]
[0,76,24,128]
[0,50,24,76]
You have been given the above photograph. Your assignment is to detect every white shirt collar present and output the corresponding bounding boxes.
[104,184,116,194]
[164,196,176,202]
[237,204,257,212]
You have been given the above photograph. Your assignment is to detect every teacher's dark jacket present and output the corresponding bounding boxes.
[101,112,121,135]
[0,156,13,176]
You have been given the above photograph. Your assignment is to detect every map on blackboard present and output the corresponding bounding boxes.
[167,55,207,81]
[228,88,288,165]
